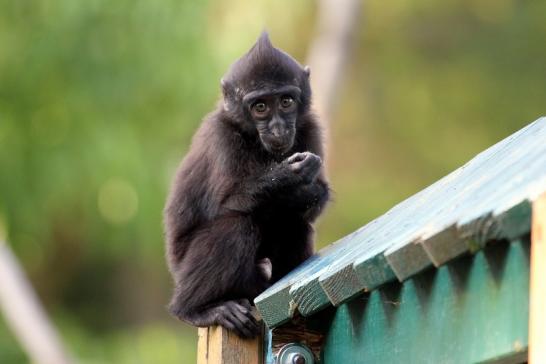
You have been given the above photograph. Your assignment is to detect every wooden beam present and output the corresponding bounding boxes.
[197,325,263,364]
[530,192,546,364]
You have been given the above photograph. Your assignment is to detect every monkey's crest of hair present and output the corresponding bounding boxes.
[222,32,311,104]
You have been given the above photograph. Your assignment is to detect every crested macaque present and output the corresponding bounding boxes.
[164,32,329,338]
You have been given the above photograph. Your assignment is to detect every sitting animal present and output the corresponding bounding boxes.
[164,32,330,338]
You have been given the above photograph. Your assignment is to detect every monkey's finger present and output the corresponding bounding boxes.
[289,160,306,173]
[231,309,254,329]
[300,155,322,174]
[287,152,307,163]
[241,315,260,337]
[301,154,322,167]
[232,302,258,324]
[224,299,246,313]
[219,311,249,337]
[241,306,261,335]
[236,299,252,311]
[218,316,237,332]
[225,302,259,336]
[247,316,261,335]
[226,311,255,338]
[229,301,259,332]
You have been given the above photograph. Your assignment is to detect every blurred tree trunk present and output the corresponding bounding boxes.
[306,0,362,165]
[0,241,73,364]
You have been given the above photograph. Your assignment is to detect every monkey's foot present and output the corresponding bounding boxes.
[214,299,260,338]
[257,257,272,282]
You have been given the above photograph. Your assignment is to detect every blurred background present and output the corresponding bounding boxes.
[1,0,545,363]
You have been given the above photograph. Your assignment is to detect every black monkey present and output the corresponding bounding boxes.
[164,32,329,338]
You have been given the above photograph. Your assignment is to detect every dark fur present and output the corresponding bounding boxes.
[164,32,329,338]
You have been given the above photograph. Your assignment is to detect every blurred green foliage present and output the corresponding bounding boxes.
[0,0,545,363]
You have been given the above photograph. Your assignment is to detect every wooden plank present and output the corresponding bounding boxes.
[349,176,459,290]
[529,192,546,364]
[319,264,364,306]
[384,239,432,280]
[289,276,331,316]
[321,238,530,364]
[423,199,533,267]
[197,328,209,364]
[352,253,397,290]
[197,325,262,364]
[254,243,341,328]
[382,133,523,278]
[316,185,447,307]
[414,119,546,266]
[293,176,455,314]
[454,140,546,247]
[420,224,466,267]
[289,218,390,315]
[384,118,545,276]
[457,200,532,249]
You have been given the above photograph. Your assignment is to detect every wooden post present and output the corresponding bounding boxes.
[530,192,546,364]
[197,325,263,364]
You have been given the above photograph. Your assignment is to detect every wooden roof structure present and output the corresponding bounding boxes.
[255,116,546,329]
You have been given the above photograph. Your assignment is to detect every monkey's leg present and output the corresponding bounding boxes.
[270,225,314,282]
[169,215,268,337]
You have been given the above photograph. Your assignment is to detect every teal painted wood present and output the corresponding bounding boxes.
[256,117,546,328]
[321,238,530,364]
[255,242,343,328]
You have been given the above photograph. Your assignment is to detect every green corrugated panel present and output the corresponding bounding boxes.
[321,238,529,364]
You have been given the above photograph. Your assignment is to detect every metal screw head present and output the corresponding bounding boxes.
[276,343,314,364]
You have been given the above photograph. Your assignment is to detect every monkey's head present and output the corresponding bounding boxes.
[221,32,311,155]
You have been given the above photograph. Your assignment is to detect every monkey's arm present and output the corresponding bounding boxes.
[265,153,329,221]
[221,161,303,213]
[222,149,328,210]
[294,175,330,222]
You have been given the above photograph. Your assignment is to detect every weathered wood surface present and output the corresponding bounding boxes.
[197,325,262,364]
[321,239,530,364]
[255,116,546,329]
[529,192,546,364]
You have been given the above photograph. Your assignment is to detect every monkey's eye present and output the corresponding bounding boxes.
[252,101,268,115]
[280,96,295,109]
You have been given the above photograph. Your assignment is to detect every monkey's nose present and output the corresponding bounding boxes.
[271,128,286,138]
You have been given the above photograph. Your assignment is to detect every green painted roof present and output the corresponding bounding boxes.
[255,116,546,329]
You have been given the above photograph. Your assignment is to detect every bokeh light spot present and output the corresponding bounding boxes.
[98,178,139,225]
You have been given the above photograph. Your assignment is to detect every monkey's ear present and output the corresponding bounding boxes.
[303,65,311,77]
[221,78,232,96]
[221,78,234,111]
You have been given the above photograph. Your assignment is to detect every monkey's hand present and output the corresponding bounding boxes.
[286,152,322,184]
[227,153,322,212]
